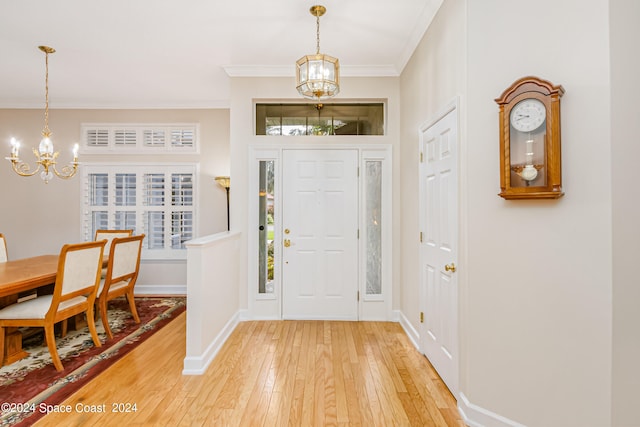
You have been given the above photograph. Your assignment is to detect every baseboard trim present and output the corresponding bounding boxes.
[243,314,282,321]
[136,284,187,295]
[397,310,420,350]
[458,392,526,427]
[182,310,241,375]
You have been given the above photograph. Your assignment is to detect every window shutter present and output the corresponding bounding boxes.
[86,129,109,147]
[82,175,91,240]
[171,173,194,249]
[144,130,166,147]
[144,211,165,250]
[143,173,166,250]
[171,173,193,206]
[114,129,137,146]
[115,173,137,206]
[114,211,136,232]
[89,173,109,206]
[171,211,193,249]
[144,173,165,206]
[171,129,195,148]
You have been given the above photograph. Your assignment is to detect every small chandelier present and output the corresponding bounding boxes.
[6,46,79,184]
[295,5,340,100]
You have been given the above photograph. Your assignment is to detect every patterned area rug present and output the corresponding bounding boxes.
[0,296,186,427]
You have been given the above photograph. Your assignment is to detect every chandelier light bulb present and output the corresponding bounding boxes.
[39,136,53,155]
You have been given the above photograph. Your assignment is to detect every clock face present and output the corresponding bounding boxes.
[510,98,546,132]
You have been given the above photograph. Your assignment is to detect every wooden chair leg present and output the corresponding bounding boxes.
[126,291,140,323]
[60,319,68,338]
[0,326,5,366]
[99,298,113,340]
[86,305,102,347]
[44,323,63,371]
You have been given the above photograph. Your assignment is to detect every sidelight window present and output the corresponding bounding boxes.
[365,160,383,295]
[258,160,275,294]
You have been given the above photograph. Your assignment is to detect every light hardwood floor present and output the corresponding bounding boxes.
[36,312,464,426]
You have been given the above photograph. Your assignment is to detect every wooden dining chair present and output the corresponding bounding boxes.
[97,234,145,339]
[0,233,7,262]
[94,229,133,255]
[0,240,106,371]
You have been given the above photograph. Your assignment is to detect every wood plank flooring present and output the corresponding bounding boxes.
[35,313,464,426]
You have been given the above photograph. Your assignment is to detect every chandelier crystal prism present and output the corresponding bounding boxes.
[6,46,79,184]
[295,5,340,100]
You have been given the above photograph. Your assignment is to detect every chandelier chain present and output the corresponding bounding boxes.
[43,50,50,136]
[316,12,321,54]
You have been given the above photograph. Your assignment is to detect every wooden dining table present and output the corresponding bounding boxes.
[0,255,59,365]
[0,255,59,298]
[0,254,108,366]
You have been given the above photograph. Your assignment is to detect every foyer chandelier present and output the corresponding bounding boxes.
[295,5,340,100]
[6,46,79,184]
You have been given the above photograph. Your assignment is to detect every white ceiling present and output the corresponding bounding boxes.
[0,0,441,109]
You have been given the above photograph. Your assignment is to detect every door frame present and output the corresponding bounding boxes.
[418,97,461,399]
[247,143,393,321]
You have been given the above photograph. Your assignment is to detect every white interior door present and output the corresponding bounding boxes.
[419,106,459,396]
[282,149,358,320]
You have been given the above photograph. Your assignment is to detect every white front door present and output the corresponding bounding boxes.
[282,149,359,320]
[419,106,459,396]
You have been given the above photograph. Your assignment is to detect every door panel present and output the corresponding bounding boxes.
[282,149,358,320]
[420,107,459,397]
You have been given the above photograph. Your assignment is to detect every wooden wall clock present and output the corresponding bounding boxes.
[495,76,565,199]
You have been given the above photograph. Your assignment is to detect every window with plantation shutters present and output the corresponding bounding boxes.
[80,124,198,153]
[82,164,197,260]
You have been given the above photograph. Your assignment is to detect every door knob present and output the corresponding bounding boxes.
[444,263,456,273]
[284,239,291,247]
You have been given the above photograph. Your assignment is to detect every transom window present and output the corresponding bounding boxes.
[255,103,384,136]
[82,164,197,260]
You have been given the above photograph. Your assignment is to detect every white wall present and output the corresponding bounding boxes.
[184,231,241,374]
[610,0,640,425]
[0,108,230,291]
[399,0,467,358]
[466,1,612,425]
[401,0,614,425]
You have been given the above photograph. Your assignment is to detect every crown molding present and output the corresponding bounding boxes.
[0,99,230,110]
